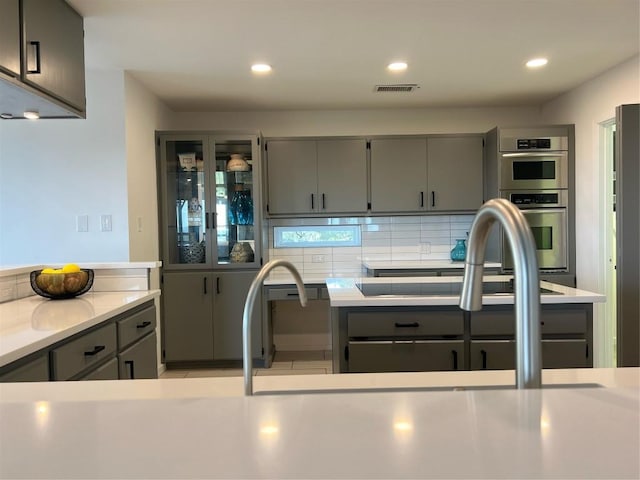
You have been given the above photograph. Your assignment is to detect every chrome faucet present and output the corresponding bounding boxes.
[460,198,542,389]
[243,259,307,396]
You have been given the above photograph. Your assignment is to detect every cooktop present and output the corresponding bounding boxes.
[355,281,559,297]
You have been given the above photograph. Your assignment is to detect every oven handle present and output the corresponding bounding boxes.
[501,152,566,158]
[519,207,567,215]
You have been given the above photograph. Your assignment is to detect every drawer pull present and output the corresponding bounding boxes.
[84,345,105,356]
[451,350,458,370]
[394,322,420,328]
[481,349,487,369]
[286,293,300,297]
[136,321,152,329]
[125,360,135,379]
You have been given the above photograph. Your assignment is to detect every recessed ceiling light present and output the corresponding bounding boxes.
[387,62,408,72]
[251,63,272,73]
[526,58,548,68]
[23,110,40,119]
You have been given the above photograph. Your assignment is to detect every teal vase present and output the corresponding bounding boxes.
[450,239,467,262]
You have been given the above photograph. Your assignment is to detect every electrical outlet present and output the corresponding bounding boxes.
[312,254,325,263]
[419,242,431,254]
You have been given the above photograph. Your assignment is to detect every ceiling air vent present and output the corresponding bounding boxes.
[374,84,419,93]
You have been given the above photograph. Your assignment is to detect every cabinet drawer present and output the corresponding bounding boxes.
[471,308,588,336]
[348,311,463,337]
[266,287,318,301]
[51,323,117,380]
[117,304,156,349]
[348,340,464,373]
[119,332,158,379]
[0,354,49,382]
[542,339,590,368]
[80,357,119,381]
[470,339,590,370]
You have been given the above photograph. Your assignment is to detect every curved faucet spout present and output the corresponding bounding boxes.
[460,198,542,389]
[243,259,307,396]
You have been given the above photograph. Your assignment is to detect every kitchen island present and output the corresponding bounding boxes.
[0,367,638,478]
[327,275,605,373]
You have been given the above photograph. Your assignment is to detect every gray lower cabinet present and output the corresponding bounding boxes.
[1,301,158,383]
[470,339,590,370]
[349,340,464,373]
[119,332,158,379]
[80,357,119,381]
[162,270,262,365]
[265,138,368,215]
[0,354,49,382]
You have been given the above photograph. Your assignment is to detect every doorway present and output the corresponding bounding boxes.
[599,119,616,366]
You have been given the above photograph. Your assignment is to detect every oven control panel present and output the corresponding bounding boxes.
[517,138,551,149]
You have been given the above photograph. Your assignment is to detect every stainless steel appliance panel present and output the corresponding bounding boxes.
[500,151,568,190]
[502,208,568,271]
[500,135,569,152]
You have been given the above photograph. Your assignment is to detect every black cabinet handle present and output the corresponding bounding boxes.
[203,277,207,294]
[481,349,487,369]
[344,345,349,361]
[205,212,210,229]
[216,277,220,294]
[27,41,41,74]
[212,212,217,229]
[136,321,151,329]
[322,193,326,210]
[420,191,424,207]
[125,360,135,379]
[452,350,458,370]
[394,322,420,328]
[84,345,105,356]
[431,191,435,207]
[311,193,315,210]
[286,293,299,297]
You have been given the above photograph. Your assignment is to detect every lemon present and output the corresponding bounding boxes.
[62,263,81,273]
[41,268,56,274]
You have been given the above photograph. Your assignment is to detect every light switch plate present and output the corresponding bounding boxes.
[76,215,89,232]
[100,214,112,232]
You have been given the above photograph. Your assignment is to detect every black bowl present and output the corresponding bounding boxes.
[30,269,94,299]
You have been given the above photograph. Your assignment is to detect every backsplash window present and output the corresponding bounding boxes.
[274,225,361,248]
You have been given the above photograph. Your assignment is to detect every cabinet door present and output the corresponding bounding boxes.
[22,0,85,110]
[470,340,515,370]
[348,340,464,373]
[370,138,428,212]
[316,139,368,214]
[162,272,214,362]
[81,357,119,381]
[211,135,261,268]
[158,136,212,269]
[0,354,49,382]
[427,136,483,211]
[266,140,318,214]
[213,271,262,360]
[119,332,158,379]
[0,0,20,76]
[542,339,589,368]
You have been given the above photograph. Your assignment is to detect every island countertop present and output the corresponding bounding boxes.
[326,275,606,307]
[0,367,638,479]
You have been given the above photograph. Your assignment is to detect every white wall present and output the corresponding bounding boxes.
[0,70,129,264]
[170,106,543,137]
[540,54,640,366]
[124,73,173,262]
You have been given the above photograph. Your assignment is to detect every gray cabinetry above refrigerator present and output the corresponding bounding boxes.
[0,0,20,77]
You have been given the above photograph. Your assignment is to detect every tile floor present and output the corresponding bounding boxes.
[160,350,333,378]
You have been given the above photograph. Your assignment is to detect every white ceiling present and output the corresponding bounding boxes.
[67,0,640,112]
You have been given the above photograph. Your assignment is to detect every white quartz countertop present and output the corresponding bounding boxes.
[0,290,160,367]
[0,261,162,277]
[0,367,638,479]
[363,259,502,270]
[326,275,606,307]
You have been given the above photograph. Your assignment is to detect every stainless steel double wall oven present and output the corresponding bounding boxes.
[493,128,575,286]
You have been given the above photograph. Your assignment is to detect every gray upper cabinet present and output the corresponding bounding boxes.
[371,136,483,213]
[0,0,20,77]
[22,0,85,111]
[266,138,368,215]
[427,136,483,211]
[370,137,428,213]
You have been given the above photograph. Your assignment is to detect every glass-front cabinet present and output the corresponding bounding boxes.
[158,133,262,270]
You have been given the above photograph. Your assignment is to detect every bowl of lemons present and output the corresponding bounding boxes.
[30,264,94,299]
